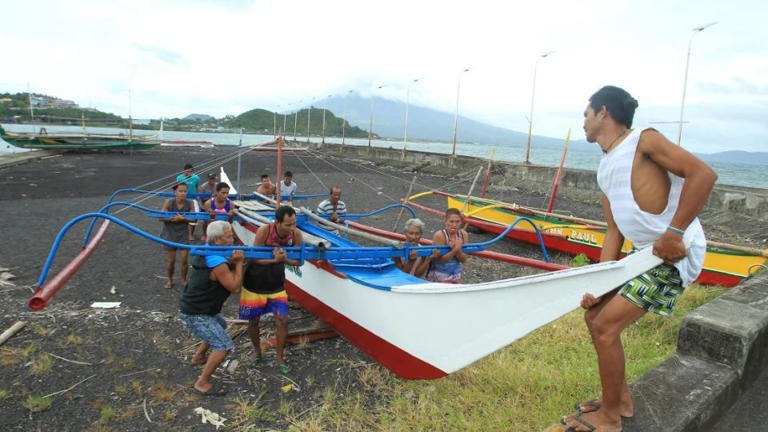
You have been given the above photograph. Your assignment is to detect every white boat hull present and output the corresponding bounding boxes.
[232,219,662,379]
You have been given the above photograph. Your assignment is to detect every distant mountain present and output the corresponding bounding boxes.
[225,107,368,138]
[183,113,214,122]
[695,150,768,166]
[317,94,587,152]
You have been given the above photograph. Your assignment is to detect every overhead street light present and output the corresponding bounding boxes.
[677,22,716,146]
[368,85,385,151]
[524,51,554,165]
[401,77,422,161]
[451,68,471,162]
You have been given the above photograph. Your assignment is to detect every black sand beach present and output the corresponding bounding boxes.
[0,145,764,430]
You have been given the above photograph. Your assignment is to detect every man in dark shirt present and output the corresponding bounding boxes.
[179,221,244,395]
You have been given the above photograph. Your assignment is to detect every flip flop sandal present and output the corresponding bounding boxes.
[574,399,601,414]
[561,414,596,432]
[194,384,228,397]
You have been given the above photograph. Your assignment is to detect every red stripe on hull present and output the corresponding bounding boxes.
[284,280,448,380]
[467,218,741,287]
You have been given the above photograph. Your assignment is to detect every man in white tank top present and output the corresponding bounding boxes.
[561,86,717,432]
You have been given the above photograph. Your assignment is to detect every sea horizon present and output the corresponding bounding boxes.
[2,123,766,190]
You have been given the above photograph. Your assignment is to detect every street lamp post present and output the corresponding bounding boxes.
[525,51,554,165]
[401,78,421,161]
[321,94,331,145]
[677,22,716,146]
[273,105,278,139]
[341,89,353,148]
[293,100,301,142]
[451,68,471,163]
[368,85,385,151]
[307,98,315,144]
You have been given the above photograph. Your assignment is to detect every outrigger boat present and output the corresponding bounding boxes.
[26,179,670,380]
[406,191,767,288]
[26,133,681,380]
[0,125,159,150]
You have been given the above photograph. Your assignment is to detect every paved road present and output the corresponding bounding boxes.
[711,365,768,431]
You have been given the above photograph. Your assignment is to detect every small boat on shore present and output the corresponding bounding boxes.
[408,191,767,287]
[159,139,214,148]
[0,125,159,150]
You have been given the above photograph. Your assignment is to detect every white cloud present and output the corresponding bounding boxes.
[2,0,767,152]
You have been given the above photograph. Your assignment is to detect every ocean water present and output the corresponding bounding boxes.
[2,124,765,190]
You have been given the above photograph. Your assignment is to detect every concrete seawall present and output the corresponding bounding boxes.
[625,271,768,431]
[315,143,768,220]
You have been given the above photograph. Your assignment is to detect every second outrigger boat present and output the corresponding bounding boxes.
[406,191,767,287]
[0,125,159,150]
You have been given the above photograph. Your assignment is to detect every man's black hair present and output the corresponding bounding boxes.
[275,205,296,222]
[589,86,639,128]
[215,182,230,192]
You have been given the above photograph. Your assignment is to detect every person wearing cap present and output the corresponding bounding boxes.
[176,163,201,241]
[199,173,218,205]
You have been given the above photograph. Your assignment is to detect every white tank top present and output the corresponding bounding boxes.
[597,128,706,286]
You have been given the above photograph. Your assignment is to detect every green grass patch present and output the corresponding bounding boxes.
[31,353,53,376]
[23,395,53,412]
[286,284,726,431]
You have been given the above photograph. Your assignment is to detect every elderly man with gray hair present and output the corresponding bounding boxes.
[393,218,431,278]
[179,220,244,396]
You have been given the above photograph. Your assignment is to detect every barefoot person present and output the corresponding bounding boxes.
[159,182,194,289]
[561,86,717,432]
[239,205,303,374]
[179,221,244,396]
[426,208,468,284]
[393,218,431,278]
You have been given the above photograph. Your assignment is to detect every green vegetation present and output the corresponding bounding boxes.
[1,92,367,137]
[23,395,53,412]
[281,284,726,431]
[225,107,369,138]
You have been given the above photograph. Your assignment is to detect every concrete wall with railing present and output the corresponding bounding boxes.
[315,143,768,220]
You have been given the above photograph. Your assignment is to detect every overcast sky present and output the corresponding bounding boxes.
[2,0,766,153]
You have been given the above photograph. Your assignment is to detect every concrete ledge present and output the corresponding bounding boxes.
[0,149,65,169]
[624,354,739,432]
[625,272,768,431]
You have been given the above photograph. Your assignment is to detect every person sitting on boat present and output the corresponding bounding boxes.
[179,220,244,396]
[256,174,276,197]
[316,185,347,228]
[560,85,716,432]
[426,208,469,284]
[239,205,304,375]
[176,163,201,241]
[279,171,297,202]
[203,182,235,223]
[159,182,194,289]
[394,218,431,278]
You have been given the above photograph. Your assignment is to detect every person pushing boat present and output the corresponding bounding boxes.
[239,205,304,374]
[560,85,717,432]
[159,182,194,289]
